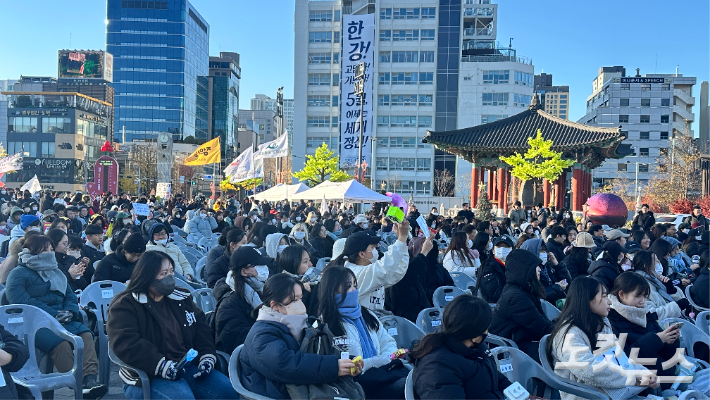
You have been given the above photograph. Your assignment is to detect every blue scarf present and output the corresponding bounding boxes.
[334,290,377,359]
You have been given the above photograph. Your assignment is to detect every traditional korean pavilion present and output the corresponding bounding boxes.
[423,98,633,212]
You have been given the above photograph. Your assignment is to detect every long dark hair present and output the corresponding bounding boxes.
[409,295,492,360]
[247,221,268,246]
[631,250,655,275]
[122,251,175,297]
[255,273,304,316]
[611,271,650,298]
[317,266,379,337]
[566,246,590,271]
[23,234,53,255]
[46,228,67,250]
[444,232,476,267]
[279,245,307,275]
[649,238,672,276]
[471,232,490,255]
[548,276,607,353]
[218,226,242,247]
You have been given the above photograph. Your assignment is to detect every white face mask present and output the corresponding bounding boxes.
[30,227,41,232]
[494,247,512,262]
[123,219,132,225]
[32,207,37,211]
[156,238,168,245]
[255,265,270,282]
[487,242,493,251]
[539,253,548,264]
[277,244,288,254]
[310,217,316,222]
[467,239,473,248]
[697,235,702,241]
[0,191,5,194]
[67,250,81,259]
[272,219,277,225]
[371,248,379,262]
[293,231,306,240]
[296,216,302,222]
[654,263,664,277]
[361,222,369,229]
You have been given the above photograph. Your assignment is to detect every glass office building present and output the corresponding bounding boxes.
[106,0,209,142]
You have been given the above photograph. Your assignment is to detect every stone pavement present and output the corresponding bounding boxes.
[54,362,124,400]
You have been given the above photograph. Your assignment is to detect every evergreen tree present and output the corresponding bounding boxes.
[476,184,494,221]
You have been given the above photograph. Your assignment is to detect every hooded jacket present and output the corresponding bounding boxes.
[93,249,136,284]
[145,224,195,277]
[264,233,286,259]
[477,254,506,303]
[213,277,256,354]
[489,249,553,356]
[412,339,510,400]
[634,270,682,320]
[344,240,409,311]
[0,325,30,399]
[6,207,22,231]
[587,259,621,291]
[520,238,570,303]
[0,238,24,284]
[206,251,231,289]
[8,224,26,248]
[690,267,709,308]
[186,213,217,238]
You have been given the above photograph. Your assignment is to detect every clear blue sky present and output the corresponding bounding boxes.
[0,0,707,128]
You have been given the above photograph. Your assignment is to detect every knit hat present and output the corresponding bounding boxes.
[20,214,39,229]
[332,238,347,259]
[122,233,146,254]
[354,214,368,225]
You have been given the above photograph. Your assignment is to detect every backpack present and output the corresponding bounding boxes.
[286,319,366,400]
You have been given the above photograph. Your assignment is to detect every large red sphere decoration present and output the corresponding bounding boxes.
[586,193,628,227]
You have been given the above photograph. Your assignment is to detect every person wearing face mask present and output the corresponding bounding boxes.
[411,295,511,399]
[6,206,23,231]
[278,212,294,235]
[443,231,481,279]
[9,214,41,247]
[319,266,407,399]
[562,232,594,281]
[289,223,317,255]
[169,209,186,229]
[631,250,688,320]
[0,188,11,203]
[205,228,247,289]
[520,238,570,303]
[94,233,146,284]
[240,273,363,399]
[213,246,274,354]
[476,236,515,303]
[212,211,229,233]
[329,222,410,313]
[308,223,335,259]
[145,223,195,281]
[587,241,625,292]
[108,251,237,400]
[339,214,372,239]
[279,245,321,314]
[489,249,554,362]
[186,207,218,238]
[7,234,107,398]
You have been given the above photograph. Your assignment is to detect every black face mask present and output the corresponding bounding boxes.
[471,333,488,348]
[382,225,393,233]
[151,275,175,296]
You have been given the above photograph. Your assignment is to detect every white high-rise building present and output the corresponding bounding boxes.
[293,0,533,195]
[580,66,696,191]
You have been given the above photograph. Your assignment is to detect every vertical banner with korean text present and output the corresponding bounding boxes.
[339,13,374,170]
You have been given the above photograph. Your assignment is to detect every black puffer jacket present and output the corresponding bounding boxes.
[213,277,256,354]
[588,259,621,291]
[489,249,553,358]
[93,249,136,283]
[0,324,30,399]
[412,339,510,399]
[632,211,655,232]
[385,254,432,322]
[206,252,231,289]
[55,252,89,291]
[690,267,709,308]
[477,255,506,303]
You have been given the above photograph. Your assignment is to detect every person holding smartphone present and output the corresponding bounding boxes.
[47,229,92,291]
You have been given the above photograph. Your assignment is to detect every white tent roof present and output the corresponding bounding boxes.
[290,180,392,203]
[253,183,309,201]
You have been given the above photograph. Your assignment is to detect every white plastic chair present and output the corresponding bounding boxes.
[415,307,443,334]
[660,318,710,358]
[379,315,426,350]
[449,272,476,292]
[192,288,217,314]
[540,299,561,320]
[696,310,709,335]
[404,369,415,400]
[686,285,709,312]
[195,257,208,283]
[229,345,276,400]
[432,286,466,308]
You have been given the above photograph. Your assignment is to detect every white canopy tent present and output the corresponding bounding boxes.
[290,180,392,203]
[252,183,309,201]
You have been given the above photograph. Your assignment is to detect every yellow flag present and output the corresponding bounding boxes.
[185,137,221,165]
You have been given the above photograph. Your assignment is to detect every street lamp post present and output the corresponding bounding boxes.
[354,62,366,183]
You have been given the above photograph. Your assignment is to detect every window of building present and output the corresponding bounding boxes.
[8,117,38,133]
[482,93,509,106]
[391,94,417,106]
[379,30,391,41]
[308,73,330,86]
[418,94,433,105]
[640,115,650,123]
[641,83,651,91]
[334,31,340,43]
[7,142,37,157]
[389,158,416,170]
[392,51,418,62]
[416,181,431,194]
[376,158,388,170]
[661,98,670,106]
[307,117,329,127]
[514,71,533,87]
[481,115,507,124]
[421,29,435,40]
[332,95,338,106]
[619,115,629,123]
[560,94,567,99]
[419,73,434,84]
[309,10,333,22]
[641,98,651,107]
[41,142,55,158]
[306,137,329,148]
[618,163,627,171]
[662,84,670,90]
[332,73,339,86]
[392,30,419,41]
[379,52,391,62]
[377,116,389,126]
[390,116,417,127]
[661,115,669,123]
[559,99,567,104]
[418,116,432,127]
[559,104,567,109]
[421,7,436,18]
[378,73,390,84]
[308,53,331,64]
[380,8,392,19]
[620,98,629,107]
[514,93,532,107]
[420,51,434,62]
[417,158,431,171]
[390,137,416,148]
[620,83,630,90]
[660,131,669,140]
[392,72,418,84]
[639,148,649,156]
[308,31,332,43]
[640,131,650,140]
[308,95,330,107]
[378,94,390,106]
[482,70,509,84]
[463,76,472,81]
[639,164,649,173]
[393,8,420,19]
[559,114,567,119]
[332,116,338,128]
[44,117,71,133]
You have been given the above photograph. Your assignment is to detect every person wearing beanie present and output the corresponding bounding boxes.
[9,215,40,247]
[6,206,23,231]
[489,249,554,361]
[93,233,146,283]
[588,241,625,291]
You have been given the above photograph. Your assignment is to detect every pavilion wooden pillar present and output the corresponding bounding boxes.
[471,165,480,207]
[505,170,512,214]
[487,169,494,199]
[571,167,582,211]
[555,172,566,210]
[543,179,551,208]
[497,167,506,214]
